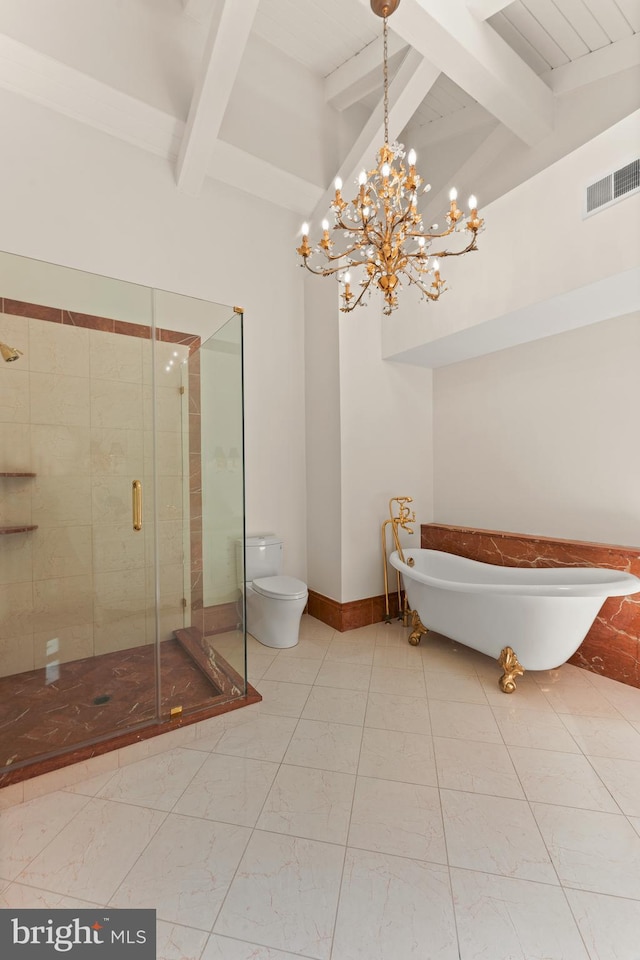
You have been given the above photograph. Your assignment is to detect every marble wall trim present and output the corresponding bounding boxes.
[1,296,200,350]
[421,524,640,688]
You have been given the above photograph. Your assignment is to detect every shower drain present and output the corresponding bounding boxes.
[92,695,111,705]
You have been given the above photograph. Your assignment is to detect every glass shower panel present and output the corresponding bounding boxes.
[199,312,247,695]
[154,295,247,717]
[0,252,158,770]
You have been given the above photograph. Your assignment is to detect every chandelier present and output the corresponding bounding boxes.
[296,0,484,315]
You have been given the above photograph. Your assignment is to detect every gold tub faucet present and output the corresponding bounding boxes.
[381,496,415,623]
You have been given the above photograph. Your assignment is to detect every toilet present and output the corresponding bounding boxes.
[238,535,308,648]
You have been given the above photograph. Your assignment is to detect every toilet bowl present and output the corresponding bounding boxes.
[238,535,308,649]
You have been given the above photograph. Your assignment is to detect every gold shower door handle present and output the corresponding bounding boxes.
[132,480,142,531]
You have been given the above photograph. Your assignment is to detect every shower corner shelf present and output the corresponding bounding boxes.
[0,474,37,532]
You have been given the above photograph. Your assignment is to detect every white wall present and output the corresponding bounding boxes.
[433,312,640,547]
[305,281,434,605]
[0,87,308,581]
[339,309,433,601]
[384,111,640,364]
[304,274,342,600]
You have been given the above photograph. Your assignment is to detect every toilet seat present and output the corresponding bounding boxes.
[252,575,308,601]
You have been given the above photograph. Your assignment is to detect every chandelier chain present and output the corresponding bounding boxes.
[383,15,389,146]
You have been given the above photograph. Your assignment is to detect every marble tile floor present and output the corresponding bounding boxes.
[2,615,640,959]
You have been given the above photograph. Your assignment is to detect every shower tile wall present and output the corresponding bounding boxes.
[0,305,190,679]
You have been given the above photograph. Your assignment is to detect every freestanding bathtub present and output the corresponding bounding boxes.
[389,548,640,692]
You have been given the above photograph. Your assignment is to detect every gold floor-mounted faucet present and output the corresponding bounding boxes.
[381,496,415,623]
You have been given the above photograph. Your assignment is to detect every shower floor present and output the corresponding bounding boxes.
[0,638,225,773]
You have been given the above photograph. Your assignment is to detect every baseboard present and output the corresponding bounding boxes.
[307,589,404,632]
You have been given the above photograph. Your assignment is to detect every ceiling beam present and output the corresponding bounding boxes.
[181,0,213,24]
[422,122,510,222]
[359,0,554,145]
[209,140,324,214]
[541,32,640,94]
[0,33,182,157]
[404,101,494,146]
[312,49,440,224]
[176,0,260,195]
[466,0,513,20]
[0,33,323,215]
[325,31,407,111]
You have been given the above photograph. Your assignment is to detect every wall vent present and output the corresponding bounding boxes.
[585,159,640,217]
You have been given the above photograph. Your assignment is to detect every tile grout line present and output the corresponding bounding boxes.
[203,672,313,954]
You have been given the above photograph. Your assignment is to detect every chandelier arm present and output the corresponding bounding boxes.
[303,258,386,279]
[330,216,382,253]
[301,261,350,279]
[431,237,479,259]
[333,214,352,231]
[402,258,434,273]
[334,214,379,239]
[402,273,440,301]
[307,227,371,261]
[322,243,370,263]
[360,224,383,247]
[407,222,459,242]
[343,275,377,312]
[333,222,372,245]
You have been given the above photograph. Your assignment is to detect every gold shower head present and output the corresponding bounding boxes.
[0,341,23,362]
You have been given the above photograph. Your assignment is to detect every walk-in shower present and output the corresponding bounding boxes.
[0,252,255,787]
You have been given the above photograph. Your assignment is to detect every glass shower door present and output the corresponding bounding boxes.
[0,258,160,772]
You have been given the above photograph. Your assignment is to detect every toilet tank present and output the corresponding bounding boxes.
[241,535,284,583]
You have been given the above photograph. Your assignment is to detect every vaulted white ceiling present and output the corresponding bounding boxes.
[0,0,637,217]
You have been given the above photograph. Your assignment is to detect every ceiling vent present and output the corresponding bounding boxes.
[584,159,639,217]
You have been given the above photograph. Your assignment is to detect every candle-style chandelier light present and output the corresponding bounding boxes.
[296,0,484,315]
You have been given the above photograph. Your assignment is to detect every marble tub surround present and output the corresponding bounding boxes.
[421,524,640,688]
[2,615,640,960]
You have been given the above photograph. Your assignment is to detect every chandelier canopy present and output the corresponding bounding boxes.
[296,0,484,315]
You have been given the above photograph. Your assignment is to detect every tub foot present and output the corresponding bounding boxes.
[498,646,524,693]
[408,610,428,646]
